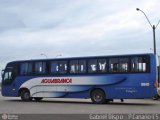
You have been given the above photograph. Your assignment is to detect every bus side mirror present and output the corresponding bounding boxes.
[1,70,4,78]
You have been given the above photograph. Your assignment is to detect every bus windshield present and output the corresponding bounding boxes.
[1,70,4,79]
[2,69,13,84]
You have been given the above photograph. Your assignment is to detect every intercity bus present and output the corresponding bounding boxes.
[153,56,160,99]
[1,53,158,104]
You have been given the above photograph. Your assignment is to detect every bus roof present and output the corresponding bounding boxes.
[8,53,154,63]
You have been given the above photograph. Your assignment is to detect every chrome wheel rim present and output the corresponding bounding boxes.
[24,92,30,99]
[93,92,102,102]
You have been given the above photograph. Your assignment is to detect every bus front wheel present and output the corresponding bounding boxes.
[91,89,106,104]
[20,90,32,101]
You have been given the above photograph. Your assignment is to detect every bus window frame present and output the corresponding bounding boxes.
[16,55,151,76]
[88,59,98,73]
[2,68,14,85]
[130,55,150,73]
[68,59,87,75]
[34,61,47,75]
[69,60,79,74]
[108,56,130,74]
[107,55,150,74]
[97,59,107,73]
[19,62,33,76]
[50,60,68,75]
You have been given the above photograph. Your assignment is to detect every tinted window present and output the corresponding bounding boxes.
[2,69,13,85]
[98,59,107,73]
[4,71,12,81]
[69,60,86,74]
[51,61,58,74]
[109,58,129,73]
[70,60,78,73]
[59,61,68,74]
[20,62,32,75]
[50,61,67,74]
[35,62,46,74]
[88,59,97,73]
[78,60,86,73]
[119,58,129,72]
[131,57,148,72]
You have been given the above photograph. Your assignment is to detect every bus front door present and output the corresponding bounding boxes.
[1,68,16,96]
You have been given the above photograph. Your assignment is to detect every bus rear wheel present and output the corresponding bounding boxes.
[20,90,32,101]
[91,89,106,104]
[34,97,43,101]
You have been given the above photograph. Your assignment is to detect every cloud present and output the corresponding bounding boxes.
[0,0,160,76]
[0,10,25,31]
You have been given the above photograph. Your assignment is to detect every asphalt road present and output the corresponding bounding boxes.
[0,94,160,114]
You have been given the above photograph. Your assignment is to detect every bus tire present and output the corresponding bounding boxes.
[91,89,106,104]
[34,97,43,101]
[20,90,32,101]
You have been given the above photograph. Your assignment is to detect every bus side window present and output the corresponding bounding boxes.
[119,58,129,72]
[113,63,118,72]
[20,62,33,75]
[98,59,107,73]
[35,62,46,74]
[78,60,86,73]
[109,58,119,73]
[131,57,147,72]
[20,63,28,75]
[58,61,68,74]
[51,61,58,74]
[109,58,129,73]
[88,59,97,73]
[70,60,78,74]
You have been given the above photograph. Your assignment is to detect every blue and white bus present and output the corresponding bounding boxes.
[1,53,158,104]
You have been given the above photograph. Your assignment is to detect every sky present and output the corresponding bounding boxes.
[0,0,160,75]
